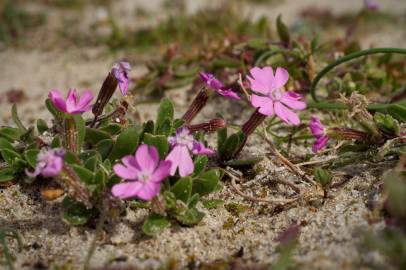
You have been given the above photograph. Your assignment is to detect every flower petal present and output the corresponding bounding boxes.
[251,94,274,116]
[135,144,159,173]
[74,90,94,113]
[48,89,67,113]
[312,135,329,153]
[166,145,182,176]
[274,102,300,125]
[192,141,215,155]
[309,116,325,138]
[247,67,274,95]
[178,146,194,177]
[111,181,143,199]
[150,160,171,183]
[272,67,289,90]
[280,92,306,110]
[66,89,78,113]
[218,88,240,100]
[113,163,138,180]
[134,182,161,201]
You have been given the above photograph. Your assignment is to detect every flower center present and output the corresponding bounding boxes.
[176,133,194,146]
[269,89,282,101]
[137,171,151,182]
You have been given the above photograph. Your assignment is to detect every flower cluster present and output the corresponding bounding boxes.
[26,148,65,178]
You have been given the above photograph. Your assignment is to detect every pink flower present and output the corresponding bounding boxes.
[112,61,131,95]
[49,89,94,114]
[26,148,65,178]
[112,144,171,201]
[364,0,379,11]
[200,72,240,100]
[309,116,329,153]
[247,66,306,125]
[166,127,215,177]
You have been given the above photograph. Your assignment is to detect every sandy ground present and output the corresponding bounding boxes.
[1,0,406,269]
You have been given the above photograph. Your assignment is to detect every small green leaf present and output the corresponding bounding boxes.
[163,191,177,210]
[374,112,400,135]
[0,168,15,183]
[11,104,27,132]
[0,137,14,151]
[314,168,333,187]
[387,104,406,123]
[36,119,48,134]
[143,133,169,158]
[84,155,101,171]
[193,156,208,176]
[45,98,63,121]
[202,199,224,209]
[24,149,39,168]
[96,139,114,159]
[277,14,290,45]
[142,120,155,135]
[156,118,172,136]
[100,124,122,136]
[142,214,171,236]
[217,128,227,154]
[175,207,205,226]
[1,148,22,165]
[155,98,174,134]
[0,127,23,142]
[221,133,242,160]
[187,193,200,208]
[109,126,141,162]
[171,177,192,203]
[72,164,94,185]
[61,197,97,226]
[192,169,220,196]
[173,119,185,130]
[85,128,112,146]
[51,136,62,148]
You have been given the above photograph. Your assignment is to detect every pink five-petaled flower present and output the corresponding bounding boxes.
[112,144,171,201]
[309,116,329,153]
[247,66,306,125]
[200,72,240,100]
[112,61,131,96]
[166,127,215,177]
[49,89,94,114]
[26,148,65,178]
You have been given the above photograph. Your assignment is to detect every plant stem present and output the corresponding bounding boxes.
[63,117,78,153]
[310,47,406,105]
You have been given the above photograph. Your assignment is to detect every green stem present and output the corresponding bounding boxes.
[310,47,406,103]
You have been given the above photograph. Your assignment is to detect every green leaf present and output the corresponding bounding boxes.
[155,98,174,134]
[314,168,333,187]
[202,199,224,209]
[85,128,112,146]
[61,197,96,226]
[0,137,14,151]
[73,115,86,151]
[276,14,290,45]
[0,127,23,142]
[143,133,169,158]
[0,168,15,183]
[387,104,406,123]
[24,149,39,168]
[1,148,22,165]
[171,177,192,203]
[163,191,177,210]
[193,156,208,176]
[156,118,172,136]
[142,214,171,236]
[192,169,220,196]
[173,119,185,130]
[84,155,101,171]
[109,126,141,162]
[11,104,27,132]
[187,193,200,208]
[142,120,155,135]
[221,133,242,160]
[64,151,79,164]
[374,112,400,135]
[51,136,62,148]
[72,164,94,185]
[91,169,107,195]
[100,124,122,136]
[36,119,48,134]
[45,98,63,121]
[175,207,205,226]
[217,128,227,154]
[96,139,114,159]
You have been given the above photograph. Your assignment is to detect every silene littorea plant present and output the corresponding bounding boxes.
[2,44,406,236]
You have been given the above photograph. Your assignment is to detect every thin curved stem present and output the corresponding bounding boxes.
[310,47,406,103]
